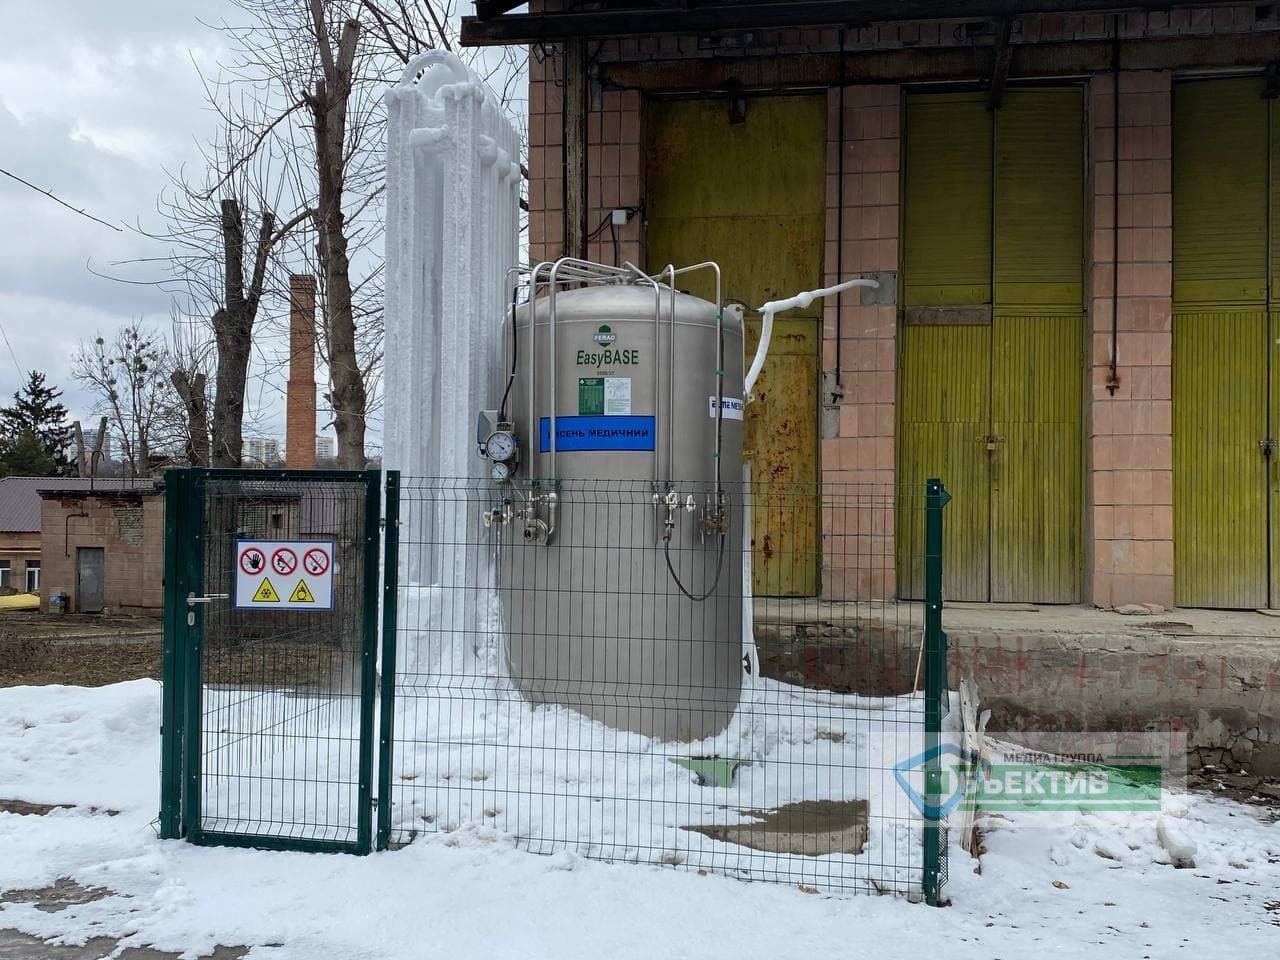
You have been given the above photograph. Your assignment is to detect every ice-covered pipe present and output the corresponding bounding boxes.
[743,277,880,399]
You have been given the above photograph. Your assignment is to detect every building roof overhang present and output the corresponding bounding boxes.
[460,0,1252,45]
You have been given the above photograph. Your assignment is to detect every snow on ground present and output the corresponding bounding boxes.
[2,680,1279,959]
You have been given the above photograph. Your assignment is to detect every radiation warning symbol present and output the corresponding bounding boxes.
[289,580,315,603]
[253,578,281,603]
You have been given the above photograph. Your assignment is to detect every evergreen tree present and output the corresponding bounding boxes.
[0,371,72,476]
[0,429,56,478]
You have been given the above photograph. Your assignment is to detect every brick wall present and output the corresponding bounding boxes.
[820,84,901,601]
[525,8,1275,610]
[40,495,165,615]
[1087,71,1175,609]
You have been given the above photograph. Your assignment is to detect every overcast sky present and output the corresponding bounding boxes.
[0,0,319,445]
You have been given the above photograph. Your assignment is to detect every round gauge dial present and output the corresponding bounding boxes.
[484,430,517,462]
[490,461,513,482]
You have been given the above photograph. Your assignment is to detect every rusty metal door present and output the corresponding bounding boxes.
[646,94,825,596]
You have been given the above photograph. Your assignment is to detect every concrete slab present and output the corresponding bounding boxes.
[752,601,1280,776]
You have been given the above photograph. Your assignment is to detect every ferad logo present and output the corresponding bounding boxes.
[593,324,616,345]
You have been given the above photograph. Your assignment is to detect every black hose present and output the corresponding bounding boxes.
[664,531,727,602]
[498,282,521,423]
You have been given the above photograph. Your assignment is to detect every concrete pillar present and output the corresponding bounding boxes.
[1087,71,1174,610]
[821,84,901,601]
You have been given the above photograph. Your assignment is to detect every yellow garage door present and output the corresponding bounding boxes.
[1172,77,1272,608]
[646,95,826,596]
[898,88,1084,602]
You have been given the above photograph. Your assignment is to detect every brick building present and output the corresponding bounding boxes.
[38,480,166,615]
[0,477,46,593]
[465,0,1280,611]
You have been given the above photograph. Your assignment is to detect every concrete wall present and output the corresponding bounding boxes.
[40,494,165,615]
[755,609,1280,775]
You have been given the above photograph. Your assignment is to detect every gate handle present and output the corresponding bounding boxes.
[186,592,229,605]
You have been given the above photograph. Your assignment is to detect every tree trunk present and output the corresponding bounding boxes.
[210,307,252,467]
[208,197,273,468]
[170,369,210,467]
[310,12,366,470]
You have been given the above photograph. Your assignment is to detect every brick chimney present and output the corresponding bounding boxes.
[286,274,317,469]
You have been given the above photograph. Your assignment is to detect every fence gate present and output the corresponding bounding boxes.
[160,469,382,853]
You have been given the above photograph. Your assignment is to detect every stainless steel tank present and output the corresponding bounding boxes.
[494,277,745,740]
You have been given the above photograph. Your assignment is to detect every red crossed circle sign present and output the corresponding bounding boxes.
[239,546,266,576]
[271,547,298,576]
[304,547,330,576]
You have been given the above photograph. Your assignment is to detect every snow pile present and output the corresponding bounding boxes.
[384,671,927,894]
[2,681,1279,959]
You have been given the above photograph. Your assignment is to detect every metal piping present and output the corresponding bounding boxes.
[621,261,665,491]
[666,262,724,500]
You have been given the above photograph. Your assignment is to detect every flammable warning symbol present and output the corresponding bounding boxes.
[253,578,280,603]
[289,579,316,603]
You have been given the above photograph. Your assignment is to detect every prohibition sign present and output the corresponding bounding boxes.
[304,547,330,576]
[271,547,298,576]
[239,546,266,576]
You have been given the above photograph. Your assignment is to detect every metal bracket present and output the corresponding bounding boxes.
[1261,439,1277,456]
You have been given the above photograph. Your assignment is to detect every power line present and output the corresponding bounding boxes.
[0,166,122,232]
[0,320,25,383]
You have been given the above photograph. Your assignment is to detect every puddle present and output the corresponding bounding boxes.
[682,798,869,856]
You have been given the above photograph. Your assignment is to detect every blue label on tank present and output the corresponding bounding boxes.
[539,416,656,452]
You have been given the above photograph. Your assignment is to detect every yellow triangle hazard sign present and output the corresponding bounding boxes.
[253,578,280,603]
[289,579,315,603]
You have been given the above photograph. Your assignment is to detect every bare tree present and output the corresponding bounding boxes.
[73,324,172,477]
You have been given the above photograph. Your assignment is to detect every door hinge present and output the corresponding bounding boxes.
[1261,439,1277,457]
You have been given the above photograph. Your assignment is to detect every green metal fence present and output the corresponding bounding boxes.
[160,468,382,853]
[161,469,951,901]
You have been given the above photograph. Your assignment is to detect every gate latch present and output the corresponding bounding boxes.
[982,435,1004,452]
[1261,439,1277,457]
[186,592,229,606]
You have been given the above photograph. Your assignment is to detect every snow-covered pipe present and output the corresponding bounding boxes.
[743,277,880,399]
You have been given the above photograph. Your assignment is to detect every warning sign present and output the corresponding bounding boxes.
[253,578,281,603]
[235,540,334,611]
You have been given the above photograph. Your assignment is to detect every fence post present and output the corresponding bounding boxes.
[923,476,951,906]
[376,471,401,851]
[159,469,186,839]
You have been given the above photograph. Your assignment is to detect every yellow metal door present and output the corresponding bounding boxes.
[1173,78,1270,608]
[898,89,1084,602]
[990,89,1084,603]
[898,92,994,600]
[646,95,826,596]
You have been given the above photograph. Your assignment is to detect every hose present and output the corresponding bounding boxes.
[664,529,727,602]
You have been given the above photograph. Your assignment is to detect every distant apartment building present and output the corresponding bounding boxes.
[82,428,112,461]
[243,437,282,467]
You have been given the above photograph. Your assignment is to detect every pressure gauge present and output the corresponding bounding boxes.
[490,461,513,482]
[484,430,517,462]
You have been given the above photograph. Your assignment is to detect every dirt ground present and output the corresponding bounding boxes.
[0,612,161,688]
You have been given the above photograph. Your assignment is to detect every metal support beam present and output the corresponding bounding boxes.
[596,33,1280,92]
[564,38,588,259]
[987,18,1014,110]
[461,0,1250,45]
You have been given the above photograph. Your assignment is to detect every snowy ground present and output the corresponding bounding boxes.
[2,681,1279,958]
